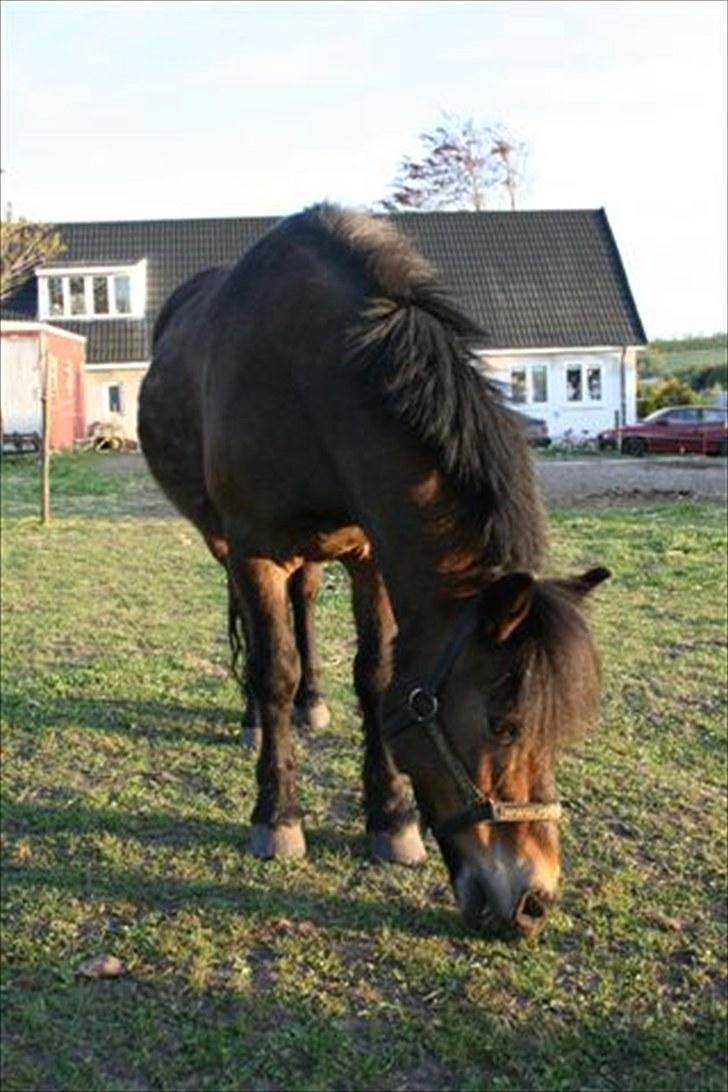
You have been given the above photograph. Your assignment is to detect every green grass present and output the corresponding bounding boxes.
[661,347,726,373]
[2,454,726,1091]
[638,334,727,384]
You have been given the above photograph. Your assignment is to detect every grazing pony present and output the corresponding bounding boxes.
[140,204,609,938]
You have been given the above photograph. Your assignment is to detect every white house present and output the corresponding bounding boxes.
[2,208,646,442]
[481,345,638,437]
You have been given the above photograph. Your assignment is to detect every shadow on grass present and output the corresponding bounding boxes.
[3,860,455,939]
[3,800,249,849]
[2,955,725,1092]
[3,693,242,748]
[3,800,370,862]
[2,806,452,944]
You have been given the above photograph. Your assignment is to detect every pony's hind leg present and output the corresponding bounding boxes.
[201,532,261,750]
[346,558,427,866]
[229,562,328,749]
[226,577,262,751]
[290,563,331,732]
[228,553,306,859]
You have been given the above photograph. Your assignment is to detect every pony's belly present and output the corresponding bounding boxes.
[228,521,372,568]
[302,524,372,563]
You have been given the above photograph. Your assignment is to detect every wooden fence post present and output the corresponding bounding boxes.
[41,350,51,526]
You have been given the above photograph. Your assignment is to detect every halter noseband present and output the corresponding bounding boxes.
[382,599,562,840]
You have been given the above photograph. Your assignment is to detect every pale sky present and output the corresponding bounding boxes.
[2,0,726,338]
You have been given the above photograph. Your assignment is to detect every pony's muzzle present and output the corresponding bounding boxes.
[456,866,553,940]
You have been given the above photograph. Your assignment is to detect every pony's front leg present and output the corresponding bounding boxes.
[229,554,306,859]
[346,559,427,866]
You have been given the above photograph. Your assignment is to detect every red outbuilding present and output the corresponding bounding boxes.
[1,321,86,450]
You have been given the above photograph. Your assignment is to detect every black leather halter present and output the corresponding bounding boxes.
[382,599,562,840]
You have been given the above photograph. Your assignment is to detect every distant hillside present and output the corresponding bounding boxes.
[638,334,727,389]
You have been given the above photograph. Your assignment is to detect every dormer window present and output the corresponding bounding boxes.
[36,260,146,320]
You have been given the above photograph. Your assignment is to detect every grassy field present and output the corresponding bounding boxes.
[2,454,726,1092]
[637,334,727,384]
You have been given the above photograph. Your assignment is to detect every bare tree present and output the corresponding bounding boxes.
[0,218,65,302]
[382,114,528,213]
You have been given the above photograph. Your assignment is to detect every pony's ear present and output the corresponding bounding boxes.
[559,566,611,600]
[480,572,535,644]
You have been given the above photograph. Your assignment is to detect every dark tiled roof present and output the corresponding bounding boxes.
[1,209,646,362]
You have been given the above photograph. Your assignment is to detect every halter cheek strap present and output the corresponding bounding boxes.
[382,601,562,838]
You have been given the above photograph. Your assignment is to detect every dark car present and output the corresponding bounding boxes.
[598,405,727,456]
[513,410,551,448]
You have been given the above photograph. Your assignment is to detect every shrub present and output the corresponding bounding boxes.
[637,377,699,418]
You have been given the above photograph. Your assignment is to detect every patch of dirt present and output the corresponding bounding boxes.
[90,453,177,517]
[337,938,377,964]
[393,1060,458,1091]
[246,946,279,992]
[183,654,229,679]
[579,488,703,507]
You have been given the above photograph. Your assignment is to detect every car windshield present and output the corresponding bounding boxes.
[642,409,671,423]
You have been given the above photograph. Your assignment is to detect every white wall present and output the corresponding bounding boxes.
[84,366,146,441]
[0,335,42,433]
[479,348,638,438]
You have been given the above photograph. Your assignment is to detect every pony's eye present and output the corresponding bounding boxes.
[489,715,521,744]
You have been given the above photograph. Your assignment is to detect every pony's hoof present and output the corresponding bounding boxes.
[241,726,262,752]
[293,700,331,731]
[369,823,427,866]
[305,700,331,731]
[250,822,307,860]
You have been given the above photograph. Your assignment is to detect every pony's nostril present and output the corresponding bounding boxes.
[514,890,548,934]
[522,893,547,919]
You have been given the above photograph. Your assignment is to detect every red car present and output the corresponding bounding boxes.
[598,406,727,456]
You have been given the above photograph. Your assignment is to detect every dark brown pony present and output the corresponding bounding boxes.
[139,267,330,741]
[139,204,609,939]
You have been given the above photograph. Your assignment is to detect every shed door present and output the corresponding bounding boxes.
[0,337,42,433]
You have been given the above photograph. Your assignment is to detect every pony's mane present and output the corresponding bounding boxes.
[297,204,547,571]
[514,581,602,755]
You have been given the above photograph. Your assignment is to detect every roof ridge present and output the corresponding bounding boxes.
[53,208,606,230]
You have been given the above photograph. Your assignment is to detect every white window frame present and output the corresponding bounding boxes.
[509,363,550,406]
[564,362,603,404]
[36,260,147,321]
[104,381,125,416]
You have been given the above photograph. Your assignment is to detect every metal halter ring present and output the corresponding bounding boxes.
[407,687,439,723]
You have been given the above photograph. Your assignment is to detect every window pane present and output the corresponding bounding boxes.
[47,277,64,316]
[703,409,726,424]
[511,369,527,404]
[587,367,602,400]
[114,275,131,314]
[69,276,86,315]
[566,367,582,401]
[108,384,123,414]
[532,365,548,403]
[93,276,110,314]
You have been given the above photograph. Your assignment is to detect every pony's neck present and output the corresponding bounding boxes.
[365,468,489,680]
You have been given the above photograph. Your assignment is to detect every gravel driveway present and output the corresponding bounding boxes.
[538,455,727,507]
[97,451,727,515]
